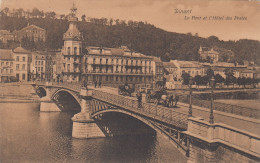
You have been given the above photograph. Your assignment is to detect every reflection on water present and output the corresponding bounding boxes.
[0,102,187,162]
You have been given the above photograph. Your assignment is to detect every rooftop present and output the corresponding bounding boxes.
[0,49,13,60]
[86,46,152,59]
[13,46,30,54]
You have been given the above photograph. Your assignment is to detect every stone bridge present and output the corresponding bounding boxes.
[32,82,260,163]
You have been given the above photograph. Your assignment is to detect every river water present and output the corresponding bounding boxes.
[0,102,187,163]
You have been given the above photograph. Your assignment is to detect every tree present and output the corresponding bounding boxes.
[214,74,224,87]
[206,68,214,79]
[81,14,86,22]
[181,72,190,85]
[194,75,202,88]
[31,7,41,18]
[161,52,171,62]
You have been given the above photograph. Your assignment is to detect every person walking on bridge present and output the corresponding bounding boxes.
[137,91,142,108]
[94,80,97,88]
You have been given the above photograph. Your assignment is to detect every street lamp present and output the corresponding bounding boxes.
[188,77,193,117]
[209,76,215,124]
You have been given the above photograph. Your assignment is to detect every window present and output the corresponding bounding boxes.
[22,64,25,70]
[35,61,37,65]
[93,58,96,64]
[68,47,71,55]
[16,64,19,70]
[116,59,119,64]
[67,64,70,72]
[100,58,102,64]
[1,62,3,66]
[22,74,25,80]
[41,61,43,65]
[6,62,9,66]
[106,59,108,64]
[1,69,3,73]
[10,69,13,73]
[23,57,25,61]
[38,61,40,65]
[10,62,13,66]
[38,67,40,71]
[41,67,43,71]
[74,47,77,55]
[16,56,19,61]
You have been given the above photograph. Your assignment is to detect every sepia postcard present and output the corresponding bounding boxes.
[0,0,259,162]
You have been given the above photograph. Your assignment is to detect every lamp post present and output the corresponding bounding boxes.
[209,76,215,124]
[188,77,193,117]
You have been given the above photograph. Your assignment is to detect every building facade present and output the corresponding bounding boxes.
[0,49,14,82]
[13,24,46,42]
[170,60,204,81]
[82,46,154,87]
[31,51,54,81]
[13,46,31,81]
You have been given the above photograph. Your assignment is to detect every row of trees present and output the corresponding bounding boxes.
[181,68,259,88]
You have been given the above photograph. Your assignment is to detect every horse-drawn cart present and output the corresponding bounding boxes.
[118,85,135,96]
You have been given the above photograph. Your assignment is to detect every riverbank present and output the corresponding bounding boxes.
[0,83,40,103]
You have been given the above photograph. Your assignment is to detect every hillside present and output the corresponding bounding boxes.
[0,15,259,65]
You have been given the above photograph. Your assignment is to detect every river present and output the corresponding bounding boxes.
[0,102,187,163]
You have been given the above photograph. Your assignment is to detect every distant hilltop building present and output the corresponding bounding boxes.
[199,46,219,63]
[0,24,46,44]
[13,24,46,42]
[199,46,235,63]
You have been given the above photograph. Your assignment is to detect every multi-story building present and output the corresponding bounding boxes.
[82,46,154,86]
[0,30,14,43]
[31,51,54,81]
[0,49,14,82]
[170,60,204,81]
[151,56,164,86]
[61,4,83,82]
[13,46,31,81]
[13,24,46,42]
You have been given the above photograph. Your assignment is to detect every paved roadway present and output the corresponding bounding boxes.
[89,85,260,135]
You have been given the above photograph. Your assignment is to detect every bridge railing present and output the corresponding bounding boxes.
[179,95,260,119]
[92,89,189,129]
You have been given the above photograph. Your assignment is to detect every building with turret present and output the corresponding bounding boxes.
[61,3,83,82]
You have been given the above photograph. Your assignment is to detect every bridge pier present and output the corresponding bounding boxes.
[40,82,60,112]
[71,88,105,139]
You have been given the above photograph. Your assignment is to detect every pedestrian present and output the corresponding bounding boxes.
[137,91,142,108]
[98,81,101,88]
[94,80,97,88]
[174,94,179,108]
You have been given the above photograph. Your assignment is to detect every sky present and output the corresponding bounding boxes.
[1,0,260,41]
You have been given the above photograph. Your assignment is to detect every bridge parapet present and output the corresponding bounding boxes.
[185,117,260,162]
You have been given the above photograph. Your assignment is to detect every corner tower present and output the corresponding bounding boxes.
[62,3,83,82]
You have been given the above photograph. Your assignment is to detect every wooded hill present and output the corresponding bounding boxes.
[0,15,259,65]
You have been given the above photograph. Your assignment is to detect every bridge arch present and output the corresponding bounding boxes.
[51,88,81,112]
[91,108,189,156]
